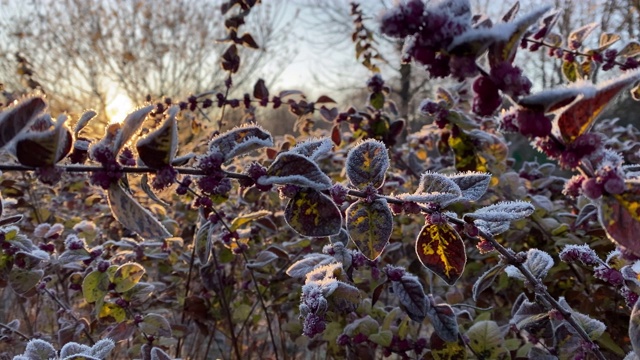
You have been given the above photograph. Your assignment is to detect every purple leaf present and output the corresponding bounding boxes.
[208,124,273,163]
[346,139,389,190]
[427,298,459,342]
[472,262,507,302]
[346,199,393,260]
[107,182,172,240]
[0,96,46,150]
[284,188,342,237]
[261,153,332,190]
[136,106,179,169]
[391,272,427,322]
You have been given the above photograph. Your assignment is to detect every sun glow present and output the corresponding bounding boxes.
[106,93,135,124]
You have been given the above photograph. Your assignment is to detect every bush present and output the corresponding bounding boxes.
[2,1,640,359]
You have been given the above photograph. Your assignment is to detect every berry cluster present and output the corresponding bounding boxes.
[419,100,449,128]
[151,166,178,191]
[299,283,328,337]
[195,151,231,196]
[89,145,123,189]
[381,0,471,79]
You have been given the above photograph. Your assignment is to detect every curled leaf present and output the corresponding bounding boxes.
[107,182,172,240]
[0,96,46,150]
[208,124,273,163]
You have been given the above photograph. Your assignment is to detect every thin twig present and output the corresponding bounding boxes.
[0,321,30,341]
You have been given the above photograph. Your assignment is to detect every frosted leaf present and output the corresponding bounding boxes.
[305,262,343,284]
[107,182,172,240]
[260,153,332,191]
[0,96,46,150]
[60,342,91,357]
[632,298,640,356]
[446,171,491,202]
[289,137,333,161]
[463,201,534,222]
[391,272,427,322]
[286,254,335,278]
[208,124,273,163]
[472,263,507,302]
[405,171,462,205]
[113,105,154,154]
[558,298,606,340]
[505,249,554,281]
[475,219,510,236]
[346,139,389,190]
[24,339,56,360]
[150,347,172,360]
[74,109,97,136]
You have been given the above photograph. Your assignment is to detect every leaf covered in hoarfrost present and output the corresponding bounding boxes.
[391,272,427,322]
[427,299,459,343]
[475,219,511,235]
[446,171,491,201]
[286,253,335,278]
[208,124,273,162]
[15,114,72,167]
[346,139,389,189]
[113,105,154,154]
[463,200,534,222]
[403,171,462,205]
[260,153,332,190]
[285,189,342,237]
[0,96,46,150]
[23,339,56,360]
[346,199,393,260]
[472,262,507,301]
[505,249,554,281]
[631,298,640,355]
[136,106,179,168]
[558,297,606,340]
[74,109,97,136]
[107,182,172,240]
[289,137,333,161]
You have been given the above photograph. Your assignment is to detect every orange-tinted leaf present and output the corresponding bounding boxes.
[599,181,640,257]
[415,222,466,285]
[556,70,640,143]
[331,125,341,146]
[599,33,621,50]
[488,6,551,66]
[285,189,342,237]
[136,107,178,168]
[346,199,393,260]
[568,23,598,47]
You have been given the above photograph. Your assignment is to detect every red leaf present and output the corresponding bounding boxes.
[599,181,640,257]
[315,95,336,104]
[415,222,466,285]
[253,79,269,101]
[331,125,341,146]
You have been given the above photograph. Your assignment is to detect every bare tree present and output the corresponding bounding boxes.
[0,0,295,124]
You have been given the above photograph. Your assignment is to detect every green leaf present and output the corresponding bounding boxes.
[346,139,389,189]
[9,268,43,296]
[112,263,145,293]
[98,301,126,322]
[82,270,110,303]
[285,189,342,237]
[466,321,507,359]
[430,331,467,360]
[140,313,172,337]
[562,60,578,82]
[369,92,384,110]
[346,199,393,260]
[107,182,172,240]
[369,330,393,347]
[230,210,270,231]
